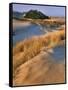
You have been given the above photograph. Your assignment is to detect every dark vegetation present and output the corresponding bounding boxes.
[13,10,50,19]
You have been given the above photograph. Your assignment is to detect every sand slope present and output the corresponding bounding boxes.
[13,51,65,86]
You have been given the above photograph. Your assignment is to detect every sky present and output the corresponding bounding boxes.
[13,4,65,17]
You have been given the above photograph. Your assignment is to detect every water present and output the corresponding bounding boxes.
[51,45,65,63]
[13,24,45,45]
[13,23,60,45]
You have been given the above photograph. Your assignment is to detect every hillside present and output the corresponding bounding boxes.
[13,11,26,20]
[24,10,49,19]
[13,10,50,20]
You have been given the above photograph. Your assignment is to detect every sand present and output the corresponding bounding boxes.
[13,19,31,29]
[13,51,65,86]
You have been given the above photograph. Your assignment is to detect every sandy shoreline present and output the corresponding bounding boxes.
[13,19,32,28]
[13,18,65,29]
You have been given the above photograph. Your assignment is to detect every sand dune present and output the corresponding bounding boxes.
[13,30,65,86]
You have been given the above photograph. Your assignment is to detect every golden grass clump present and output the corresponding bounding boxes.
[13,36,49,70]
